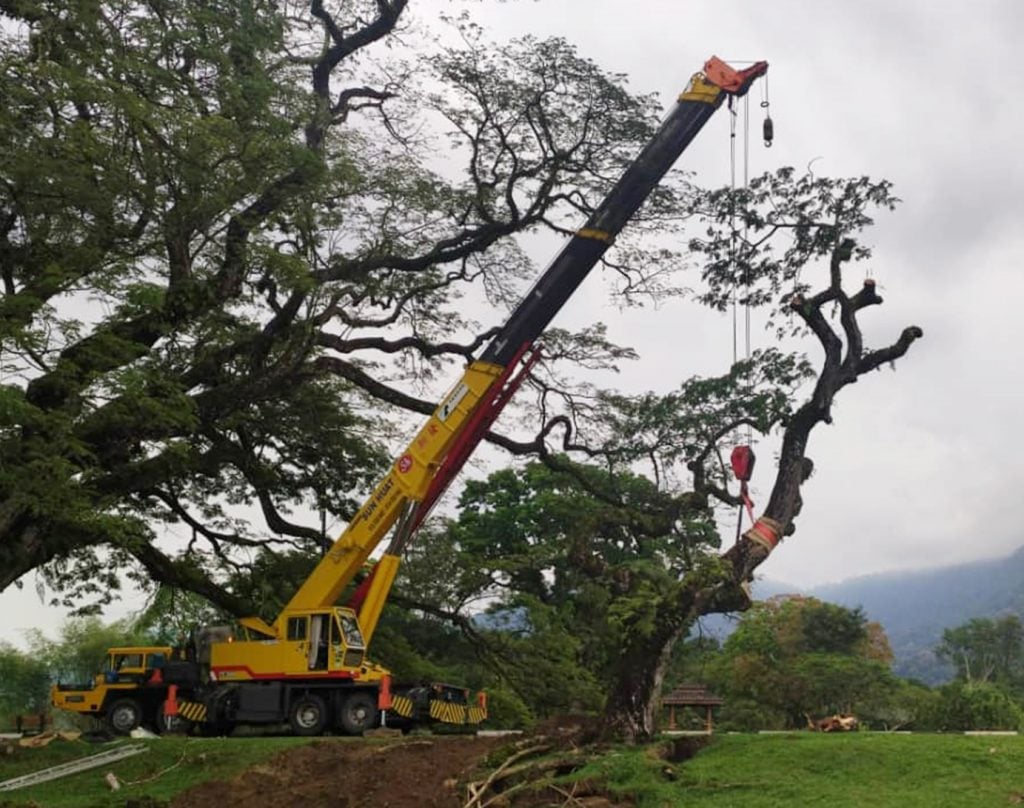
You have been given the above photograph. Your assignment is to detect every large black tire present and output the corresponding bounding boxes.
[106,698,143,735]
[339,691,377,736]
[289,694,328,736]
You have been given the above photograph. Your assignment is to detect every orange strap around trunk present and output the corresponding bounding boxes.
[744,517,783,552]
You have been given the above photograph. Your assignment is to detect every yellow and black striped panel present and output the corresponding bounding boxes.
[177,701,208,723]
[466,706,486,724]
[390,695,414,719]
[429,700,469,725]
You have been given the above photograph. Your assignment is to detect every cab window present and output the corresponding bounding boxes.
[286,617,308,641]
[113,653,143,670]
[338,615,365,649]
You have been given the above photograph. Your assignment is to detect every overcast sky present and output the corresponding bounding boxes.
[3,0,1023,646]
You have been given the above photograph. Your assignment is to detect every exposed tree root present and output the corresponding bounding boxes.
[462,732,632,808]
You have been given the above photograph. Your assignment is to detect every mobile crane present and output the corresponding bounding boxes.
[52,57,767,736]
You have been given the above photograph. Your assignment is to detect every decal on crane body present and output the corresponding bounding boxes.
[439,383,470,421]
[357,478,394,525]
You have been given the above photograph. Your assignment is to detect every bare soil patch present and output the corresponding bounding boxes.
[171,735,508,808]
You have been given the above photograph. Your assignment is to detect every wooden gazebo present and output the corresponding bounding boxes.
[662,683,724,733]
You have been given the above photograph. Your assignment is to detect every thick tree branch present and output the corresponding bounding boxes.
[129,542,254,617]
[317,328,499,361]
[859,326,924,374]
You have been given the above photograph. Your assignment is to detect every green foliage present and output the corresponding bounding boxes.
[389,458,724,722]
[1,1,726,618]
[710,597,901,728]
[688,168,900,323]
[854,677,938,731]
[437,461,702,696]
[26,617,147,684]
[925,681,1024,732]
[801,601,869,654]
[0,642,51,717]
[133,585,229,645]
[225,550,320,622]
[936,615,1024,688]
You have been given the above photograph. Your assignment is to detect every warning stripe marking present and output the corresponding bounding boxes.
[391,695,414,718]
[430,701,480,725]
[178,701,208,722]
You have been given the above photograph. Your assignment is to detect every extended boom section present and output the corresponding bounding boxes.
[479,60,767,367]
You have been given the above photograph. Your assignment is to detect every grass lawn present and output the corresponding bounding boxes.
[578,733,1024,808]
[0,735,332,807]
[5,732,1024,807]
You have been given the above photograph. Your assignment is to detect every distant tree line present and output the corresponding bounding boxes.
[8,562,1024,734]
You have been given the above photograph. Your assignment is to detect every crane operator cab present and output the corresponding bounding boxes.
[208,606,376,682]
[295,609,366,672]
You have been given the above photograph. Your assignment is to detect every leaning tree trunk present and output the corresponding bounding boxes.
[599,246,922,742]
[601,619,693,743]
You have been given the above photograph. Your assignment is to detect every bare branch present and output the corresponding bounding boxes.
[859,326,924,374]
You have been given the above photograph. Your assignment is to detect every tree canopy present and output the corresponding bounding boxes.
[0,1,698,609]
[937,615,1024,690]
[709,596,896,728]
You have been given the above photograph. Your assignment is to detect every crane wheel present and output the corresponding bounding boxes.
[289,694,328,736]
[339,691,378,736]
[106,698,143,735]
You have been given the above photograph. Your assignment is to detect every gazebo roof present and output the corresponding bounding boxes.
[662,683,724,707]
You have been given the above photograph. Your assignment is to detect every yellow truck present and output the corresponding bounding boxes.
[50,646,172,733]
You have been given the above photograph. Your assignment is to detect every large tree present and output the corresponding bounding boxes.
[398,168,921,741]
[0,1,690,609]
[937,615,1024,688]
[594,169,921,740]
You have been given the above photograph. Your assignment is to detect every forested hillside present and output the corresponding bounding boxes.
[745,547,1024,683]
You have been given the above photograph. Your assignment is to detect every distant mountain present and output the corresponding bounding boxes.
[481,549,1024,686]
[745,548,1024,684]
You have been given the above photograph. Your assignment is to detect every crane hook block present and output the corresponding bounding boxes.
[731,445,756,483]
[762,116,774,147]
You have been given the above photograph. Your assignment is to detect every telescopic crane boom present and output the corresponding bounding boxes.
[223,54,768,674]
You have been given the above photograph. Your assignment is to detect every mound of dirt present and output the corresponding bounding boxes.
[171,735,508,808]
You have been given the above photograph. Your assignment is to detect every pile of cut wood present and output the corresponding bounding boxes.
[807,714,859,732]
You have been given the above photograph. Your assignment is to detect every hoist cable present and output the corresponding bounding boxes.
[729,99,738,367]
[743,93,753,444]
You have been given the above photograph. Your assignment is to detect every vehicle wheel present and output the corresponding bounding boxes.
[339,691,377,736]
[289,694,328,736]
[106,698,143,735]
